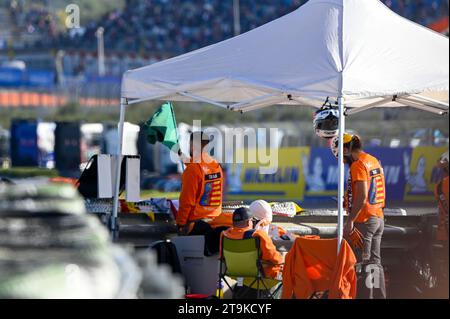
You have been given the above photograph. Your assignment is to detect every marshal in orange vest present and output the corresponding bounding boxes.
[346,152,386,223]
[176,152,224,227]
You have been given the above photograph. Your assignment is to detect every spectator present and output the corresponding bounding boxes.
[6,0,449,58]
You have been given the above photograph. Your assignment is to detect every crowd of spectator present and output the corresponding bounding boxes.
[5,0,449,55]
[385,0,449,26]
[8,0,57,48]
[56,0,306,54]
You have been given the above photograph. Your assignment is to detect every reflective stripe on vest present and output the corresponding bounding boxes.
[346,154,386,221]
[192,162,223,216]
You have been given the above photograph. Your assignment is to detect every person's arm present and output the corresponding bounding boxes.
[176,164,200,228]
[277,225,296,241]
[256,231,284,265]
[444,177,449,204]
[348,181,368,221]
[344,163,368,236]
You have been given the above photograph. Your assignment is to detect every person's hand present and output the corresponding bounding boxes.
[344,220,354,238]
[177,225,185,235]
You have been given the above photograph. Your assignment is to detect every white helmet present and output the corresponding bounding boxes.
[249,200,273,223]
[313,106,339,139]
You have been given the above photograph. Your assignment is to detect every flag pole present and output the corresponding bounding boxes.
[169,102,185,172]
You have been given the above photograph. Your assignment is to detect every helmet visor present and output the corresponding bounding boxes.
[316,118,338,131]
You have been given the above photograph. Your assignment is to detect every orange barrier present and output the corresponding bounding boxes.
[0,91,119,108]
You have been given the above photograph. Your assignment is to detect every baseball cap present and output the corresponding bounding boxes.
[232,207,252,228]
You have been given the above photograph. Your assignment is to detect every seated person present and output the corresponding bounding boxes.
[221,207,284,280]
[249,200,295,241]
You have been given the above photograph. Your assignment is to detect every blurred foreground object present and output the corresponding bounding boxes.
[0,183,183,299]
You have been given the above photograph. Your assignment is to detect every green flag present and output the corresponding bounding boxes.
[144,102,179,152]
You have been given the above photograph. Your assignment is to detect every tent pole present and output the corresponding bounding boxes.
[397,97,449,114]
[337,96,345,254]
[410,94,450,108]
[111,97,127,241]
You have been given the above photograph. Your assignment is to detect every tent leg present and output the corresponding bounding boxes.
[337,96,345,254]
[111,97,127,240]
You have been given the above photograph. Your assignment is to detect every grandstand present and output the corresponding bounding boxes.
[0,0,446,79]
[0,0,447,83]
[0,0,448,134]
[68,0,448,55]
[1,0,449,56]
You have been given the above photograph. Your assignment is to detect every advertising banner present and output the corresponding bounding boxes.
[403,146,448,202]
[0,68,55,87]
[27,70,55,87]
[365,147,412,201]
[224,146,448,203]
[0,67,25,87]
[303,147,349,200]
[226,147,308,201]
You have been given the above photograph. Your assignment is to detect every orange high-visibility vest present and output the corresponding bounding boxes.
[177,153,223,226]
[346,152,385,223]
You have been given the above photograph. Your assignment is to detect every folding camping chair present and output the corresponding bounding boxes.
[219,236,282,299]
[281,237,357,299]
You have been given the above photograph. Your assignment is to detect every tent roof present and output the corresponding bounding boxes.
[122,0,449,114]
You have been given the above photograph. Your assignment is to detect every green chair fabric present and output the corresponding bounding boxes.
[222,237,259,277]
[219,236,282,299]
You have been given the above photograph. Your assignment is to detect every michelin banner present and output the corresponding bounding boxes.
[302,147,348,199]
[225,146,447,203]
[226,147,308,201]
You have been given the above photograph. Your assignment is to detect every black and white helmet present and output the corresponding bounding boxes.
[313,101,339,139]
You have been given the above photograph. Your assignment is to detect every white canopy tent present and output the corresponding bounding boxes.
[113,0,449,249]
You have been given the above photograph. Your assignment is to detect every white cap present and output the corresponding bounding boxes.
[249,200,273,223]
